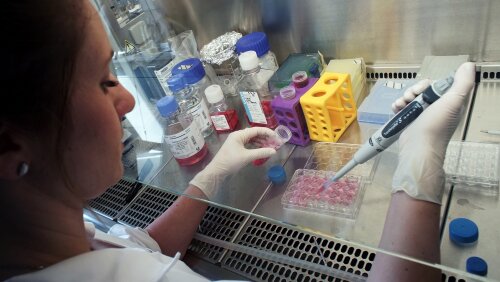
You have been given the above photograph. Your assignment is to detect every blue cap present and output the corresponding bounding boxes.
[466,256,488,276]
[167,74,186,92]
[236,32,270,57]
[449,218,479,245]
[268,165,286,185]
[156,96,179,117]
[171,58,206,85]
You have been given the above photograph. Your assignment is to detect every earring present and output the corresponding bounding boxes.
[17,162,29,177]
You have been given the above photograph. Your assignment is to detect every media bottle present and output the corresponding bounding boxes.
[237,51,277,129]
[205,84,239,133]
[236,32,278,72]
[167,74,214,137]
[172,57,213,104]
[156,96,208,166]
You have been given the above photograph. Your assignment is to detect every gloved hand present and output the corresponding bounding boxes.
[392,62,475,204]
[190,127,277,200]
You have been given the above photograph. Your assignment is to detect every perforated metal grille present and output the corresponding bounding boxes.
[190,206,247,263]
[222,218,374,281]
[442,273,468,282]
[118,186,178,228]
[117,185,247,263]
[366,67,419,81]
[480,65,500,81]
[88,178,135,219]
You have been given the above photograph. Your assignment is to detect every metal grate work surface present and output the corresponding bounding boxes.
[221,217,374,282]
[117,185,247,263]
[190,205,247,263]
[88,178,136,219]
[118,185,178,228]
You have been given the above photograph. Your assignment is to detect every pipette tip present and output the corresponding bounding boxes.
[322,180,331,190]
[322,175,339,190]
[322,159,358,190]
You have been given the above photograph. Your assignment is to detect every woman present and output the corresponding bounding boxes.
[0,0,275,280]
[0,0,476,281]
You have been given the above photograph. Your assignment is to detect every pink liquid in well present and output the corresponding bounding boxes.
[175,144,208,166]
[288,175,360,206]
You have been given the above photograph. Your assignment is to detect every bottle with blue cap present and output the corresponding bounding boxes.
[156,95,208,166]
[167,73,214,137]
[172,58,213,98]
[236,31,278,72]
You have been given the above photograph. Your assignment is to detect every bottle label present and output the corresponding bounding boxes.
[187,100,212,132]
[164,122,205,159]
[211,114,230,130]
[154,57,183,96]
[240,91,267,124]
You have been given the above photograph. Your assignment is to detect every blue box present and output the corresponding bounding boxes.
[357,79,417,124]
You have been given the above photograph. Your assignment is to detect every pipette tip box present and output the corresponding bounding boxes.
[281,169,366,219]
[357,79,416,124]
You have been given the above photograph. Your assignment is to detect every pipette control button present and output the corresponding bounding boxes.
[466,256,488,276]
[268,165,286,185]
[449,218,478,246]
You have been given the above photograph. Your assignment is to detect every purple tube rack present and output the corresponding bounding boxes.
[271,78,318,146]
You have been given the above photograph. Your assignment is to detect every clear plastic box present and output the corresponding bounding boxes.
[357,79,417,124]
[444,141,500,191]
[281,169,366,219]
[304,142,379,183]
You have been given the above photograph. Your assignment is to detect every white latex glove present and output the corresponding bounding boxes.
[392,62,475,204]
[190,127,277,200]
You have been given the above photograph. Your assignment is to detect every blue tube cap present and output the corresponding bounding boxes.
[171,58,206,85]
[156,96,179,117]
[449,218,479,245]
[268,165,286,185]
[466,256,488,276]
[236,32,270,57]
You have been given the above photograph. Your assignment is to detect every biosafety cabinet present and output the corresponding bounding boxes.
[88,1,500,281]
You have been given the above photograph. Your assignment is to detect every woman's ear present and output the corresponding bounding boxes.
[0,126,30,180]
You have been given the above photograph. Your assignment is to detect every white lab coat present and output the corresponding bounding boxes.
[7,223,245,282]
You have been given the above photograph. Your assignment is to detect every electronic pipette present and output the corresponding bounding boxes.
[324,75,455,187]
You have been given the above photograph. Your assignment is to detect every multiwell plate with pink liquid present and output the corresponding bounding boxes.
[281,169,366,219]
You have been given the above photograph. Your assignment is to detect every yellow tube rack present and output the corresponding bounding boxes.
[299,72,357,142]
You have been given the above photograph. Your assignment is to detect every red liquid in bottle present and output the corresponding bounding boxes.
[247,100,278,129]
[211,109,239,133]
[175,144,208,166]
